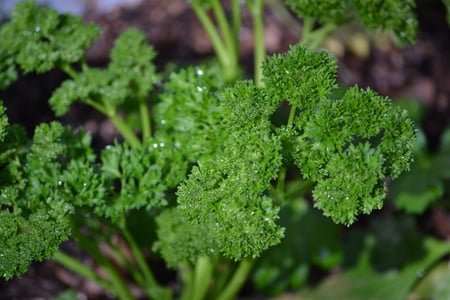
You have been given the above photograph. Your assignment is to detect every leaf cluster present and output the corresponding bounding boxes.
[284,0,418,43]
[0,103,188,279]
[49,28,157,118]
[0,0,99,88]
[157,45,414,266]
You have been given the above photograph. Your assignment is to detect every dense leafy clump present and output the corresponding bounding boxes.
[0,0,99,88]
[154,65,225,163]
[0,113,84,279]
[50,28,157,118]
[284,0,417,43]
[157,45,414,265]
[0,2,416,293]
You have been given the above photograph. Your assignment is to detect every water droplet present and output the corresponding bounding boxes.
[159,142,165,148]
[57,180,63,186]
[196,68,204,76]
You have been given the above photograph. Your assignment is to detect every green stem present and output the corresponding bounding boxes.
[307,22,337,50]
[248,0,265,86]
[73,232,136,300]
[120,227,161,292]
[287,103,297,127]
[192,256,213,300]
[106,243,147,292]
[276,167,287,194]
[180,263,194,300]
[212,0,236,59]
[216,259,254,300]
[139,97,151,140]
[266,0,302,36]
[301,17,314,47]
[276,101,297,196]
[109,114,141,148]
[53,251,113,291]
[191,3,234,81]
[59,63,79,79]
[231,0,242,57]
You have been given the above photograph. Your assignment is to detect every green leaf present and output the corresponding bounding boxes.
[350,0,417,44]
[262,46,338,120]
[299,224,450,300]
[284,0,417,43]
[177,128,284,259]
[0,121,75,279]
[153,207,217,268]
[49,28,157,120]
[0,0,100,74]
[253,199,342,296]
[49,68,128,116]
[155,65,225,163]
[0,50,18,89]
[99,141,170,221]
[411,262,450,299]
[293,86,415,225]
[284,0,347,24]
[391,129,450,214]
[108,29,157,98]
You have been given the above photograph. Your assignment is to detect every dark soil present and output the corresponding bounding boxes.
[1,0,449,299]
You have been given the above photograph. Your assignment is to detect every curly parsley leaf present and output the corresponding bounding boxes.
[0,0,99,77]
[49,28,157,120]
[284,0,417,43]
[177,80,285,260]
[155,65,225,163]
[153,207,217,268]
[176,45,414,263]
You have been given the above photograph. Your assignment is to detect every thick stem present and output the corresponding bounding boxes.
[216,259,254,300]
[212,0,236,60]
[73,232,136,300]
[109,114,141,148]
[248,0,265,86]
[192,256,213,300]
[301,17,314,47]
[180,263,194,300]
[139,97,151,140]
[307,22,337,50]
[59,63,79,79]
[53,251,113,292]
[120,227,161,292]
[191,4,235,81]
[231,0,242,57]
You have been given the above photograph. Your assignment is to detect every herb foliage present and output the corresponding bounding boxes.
[0,1,433,299]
